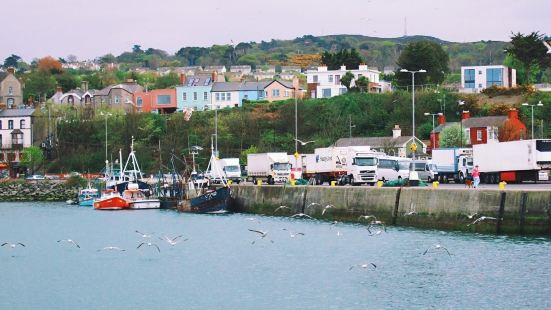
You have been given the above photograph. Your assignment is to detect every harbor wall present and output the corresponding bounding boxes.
[0,181,78,201]
[230,185,551,235]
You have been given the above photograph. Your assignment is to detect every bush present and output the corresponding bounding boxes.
[481,85,534,97]
[65,175,87,188]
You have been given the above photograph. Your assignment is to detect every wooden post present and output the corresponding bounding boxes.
[519,192,527,235]
[496,191,506,234]
[392,187,402,225]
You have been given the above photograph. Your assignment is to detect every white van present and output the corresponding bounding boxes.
[377,156,411,182]
[410,160,438,182]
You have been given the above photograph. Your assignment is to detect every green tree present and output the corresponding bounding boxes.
[55,72,79,92]
[505,31,550,84]
[395,40,449,87]
[439,124,467,148]
[340,72,354,91]
[152,72,180,89]
[355,76,369,92]
[21,146,44,174]
[321,48,364,70]
[3,54,21,69]
[23,71,57,102]
[240,145,257,164]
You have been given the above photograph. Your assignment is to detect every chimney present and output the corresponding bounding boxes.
[462,111,471,120]
[292,76,299,90]
[318,65,327,72]
[81,81,88,92]
[56,86,63,93]
[340,65,346,71]
[125,79,135,84]
[358,63,368,71]
[180,73,186,85]
[7,67,15,74]
[392,125,401,138]
[212,71,218,83]
[507,108,519,120]
[438,114,446,125]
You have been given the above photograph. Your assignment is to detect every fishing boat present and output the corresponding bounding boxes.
[122,183,160,209]
[93,189,130,210]
[78,183,100,207]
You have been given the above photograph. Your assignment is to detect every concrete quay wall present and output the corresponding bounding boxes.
[230,185,551,235]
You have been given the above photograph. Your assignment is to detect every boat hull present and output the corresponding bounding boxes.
[79,199,95,207]
[188,187,231,213]
[129,200,161,209]
[93,196,130,210]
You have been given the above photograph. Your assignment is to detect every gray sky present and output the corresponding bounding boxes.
[3,0,549,62]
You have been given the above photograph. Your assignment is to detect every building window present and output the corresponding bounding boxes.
[8,86,13,95]
[136,97,143,107]
[486,68,503,87]
[204,92,208,100]
[7,98,14,108]
[464,69,475,88]
[258,90,264,98]
[227,92,231,101]
[0,120,2,129]
[193,92,197,101]
[313,75,318,83]
[157,95,171,105]
[221,93,226,101]
[20,120,25,129]
[322,88,331,98]
[183,93,187,101]
[335,75,341,85]
[68,95,74,104]
[215,93,220,101]
[339,88,347,95]
[328,75,333,83]
[272,89,280,97]
[7,153,15,162]
[114,96,120,104]
[8,120,13,129]
[284,90,289,97]
[0,153,3,161]
[12,132,23,145]
[476,130,482,141]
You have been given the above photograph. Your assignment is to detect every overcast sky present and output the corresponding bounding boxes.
[3,0,549,62]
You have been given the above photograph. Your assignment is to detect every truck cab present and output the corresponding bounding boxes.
[346,151,379,186]
[411,159,438,182]
[221,158,241,184]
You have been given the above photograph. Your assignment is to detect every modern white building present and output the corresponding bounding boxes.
[460,65,516,93]
[305,65,381,98]
[0,108,35,176]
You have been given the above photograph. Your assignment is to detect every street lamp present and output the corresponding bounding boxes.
[424,112,443,150]
[99,112,112,162]
[522,101,544,139]
[458,101,466,148]
[400,69,426,164]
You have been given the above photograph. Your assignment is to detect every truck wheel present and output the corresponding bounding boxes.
[252,177,257,185]
[459,172,465,183]
[267,176,273,185]
[427,176,432,183]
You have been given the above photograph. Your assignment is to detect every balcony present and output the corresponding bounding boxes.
[1,144,23,150]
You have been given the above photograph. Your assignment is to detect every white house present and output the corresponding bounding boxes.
[306,65,381,98]
[460,65,516,93]
[0,108,35,176]
[210,82,242,109]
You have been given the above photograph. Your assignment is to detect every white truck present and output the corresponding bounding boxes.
[247,153,291,185]
[207,158,242,184]
[432,148,473,183]
[473,139,551,183]
[302,146,379,186]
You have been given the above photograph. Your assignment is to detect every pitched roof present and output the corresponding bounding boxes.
[462,116,507,128]
[182,75,213,87]
[264,80,300,90]
[211,82,242,92]
[334,136,423,147]
[433,122,459,133]
[0,72,7,82]
[0,108,35,117]
[240,81,270,91]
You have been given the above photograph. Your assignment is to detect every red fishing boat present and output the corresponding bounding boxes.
[93,189,130,210]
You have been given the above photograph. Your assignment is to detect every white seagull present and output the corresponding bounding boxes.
[349,262,377,271]
[306,202,321,209]
[322,205,334,215]
[468,216,498,226]
[282,228,305,238]
[97,246,125,252]
[273,205,290,215]
[137,242,161,253]
[294,138,315,146]
[544,41,551,54]
[423,244,451,256]
[1,242,25,248]
[358,215,378,222]
[289,213,315,220]
[136,230,154,238]
[248,229,271,244]
[57,239,80,248]
[159,235,188,246]
[466,213,479,220]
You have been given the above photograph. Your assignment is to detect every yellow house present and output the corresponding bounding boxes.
[263,78,303,102]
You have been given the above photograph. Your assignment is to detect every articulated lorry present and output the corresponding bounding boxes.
[431,148,473,183]
[473,139,551,183]
[247,153,291,185]
[302,146,379,186]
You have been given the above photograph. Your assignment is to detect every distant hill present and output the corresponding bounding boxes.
[108,34,510,73]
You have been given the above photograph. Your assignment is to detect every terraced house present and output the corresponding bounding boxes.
[0,68,23,108]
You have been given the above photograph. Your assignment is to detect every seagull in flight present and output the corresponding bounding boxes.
[57,239,80,248]
[467,216,498,226]
[349,262,377,271]
[358,215,378,222]
[294,138,315,146]
[289,213,314,220]
[248,229,268,238]
[544,41,551,54]
[466,213,478,219]
[159,235,187,246]
[97,246,125,252]
[405,202,416,216]
[137,242,161,253]
[136,230,154,238]
[273,205,290,215]
[306,202,321,209]
[1,242,25,248]
[282,228,305,238]
[322,205,334,215]
[423,244,451,256]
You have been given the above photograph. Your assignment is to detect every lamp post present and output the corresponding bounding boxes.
[400,69,426,164]
[522,101,544,139]
[424,112,443,149]
[458,101,466,148]
[349,114,356,138]
[99,112,112,161]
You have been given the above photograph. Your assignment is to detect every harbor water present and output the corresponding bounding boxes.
[0,202,550,309]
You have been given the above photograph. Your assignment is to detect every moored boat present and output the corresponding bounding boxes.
[78,186,100,207]
[93,189,130,210]
[122,183,160,209]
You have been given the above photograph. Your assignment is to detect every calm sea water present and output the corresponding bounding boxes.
[0,202,550,310]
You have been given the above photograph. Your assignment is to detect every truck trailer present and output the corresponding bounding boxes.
[473,139,551,183]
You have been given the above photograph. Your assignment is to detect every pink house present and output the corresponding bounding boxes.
[133,89,177,113]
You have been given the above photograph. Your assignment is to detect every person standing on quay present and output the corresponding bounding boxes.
[472,165,480,188]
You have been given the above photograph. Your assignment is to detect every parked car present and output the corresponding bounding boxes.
[26,174,46,181]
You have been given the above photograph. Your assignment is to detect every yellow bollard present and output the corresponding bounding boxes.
[499,181,506,190]
[432,181,439,189]
[330,181,336,187]
[377,181,384,188]
[257,179,262,186]
[291,180,296,187]
[227,180,233,185]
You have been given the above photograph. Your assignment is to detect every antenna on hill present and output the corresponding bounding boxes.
[404,17,408,37]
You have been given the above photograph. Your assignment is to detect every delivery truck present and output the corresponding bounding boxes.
[247,153,291,184]
[432,148,473,183]
[473,139,551,183]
